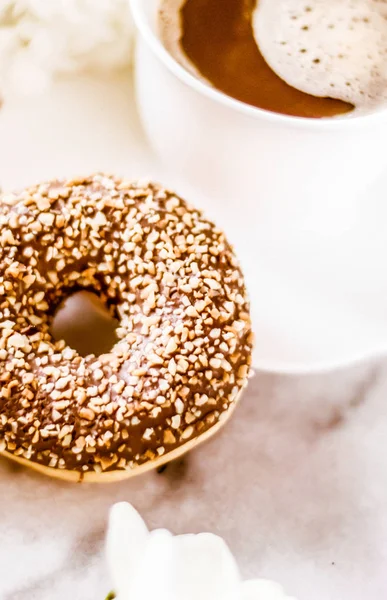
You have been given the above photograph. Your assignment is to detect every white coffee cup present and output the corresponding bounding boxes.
[130,0,387,372]
[130,0,387,229]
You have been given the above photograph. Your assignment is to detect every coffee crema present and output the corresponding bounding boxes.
[159,0,354,118]
[159,0,387,118]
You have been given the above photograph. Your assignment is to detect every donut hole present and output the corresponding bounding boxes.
[50,291,119,358]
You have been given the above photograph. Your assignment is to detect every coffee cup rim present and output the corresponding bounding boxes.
[130,0,387,129]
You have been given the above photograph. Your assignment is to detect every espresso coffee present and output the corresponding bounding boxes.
[159,0,387,118]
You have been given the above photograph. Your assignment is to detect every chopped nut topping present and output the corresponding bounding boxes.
[0,174,252,474]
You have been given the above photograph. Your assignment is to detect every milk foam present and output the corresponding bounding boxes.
[253,0,387,114]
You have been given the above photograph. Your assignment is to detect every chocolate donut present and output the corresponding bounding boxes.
[0,174,253,482]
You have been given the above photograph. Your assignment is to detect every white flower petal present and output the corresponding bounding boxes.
[240,579,297,600]
[128,529,175,600]
[172,533,240,600]
[106,503,149,597]
[0,0,135,98]
[105,506,296,600]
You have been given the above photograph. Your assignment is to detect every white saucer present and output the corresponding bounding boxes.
[1,72,386,373]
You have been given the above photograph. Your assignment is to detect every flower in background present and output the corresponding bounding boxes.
[106,502,297,600]
[0,0,134,96]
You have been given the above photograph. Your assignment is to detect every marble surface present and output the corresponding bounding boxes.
[1,71,387,600]
[2,71,387,372]
[1,360,387,600]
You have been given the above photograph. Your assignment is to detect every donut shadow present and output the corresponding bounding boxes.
[156,456,190,487]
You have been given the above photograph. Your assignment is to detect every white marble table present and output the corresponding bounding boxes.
[0,359,386,600]
[2,70,387,373]
[1,71,387,600]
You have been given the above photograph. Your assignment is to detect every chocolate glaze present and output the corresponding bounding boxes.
[0,175,253,474]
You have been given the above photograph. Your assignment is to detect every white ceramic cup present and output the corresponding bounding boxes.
[130,0,387,232]
[130,0,387,372]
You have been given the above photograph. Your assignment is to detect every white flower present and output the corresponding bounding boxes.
[0,0,134,96]
[106,503,297,600]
